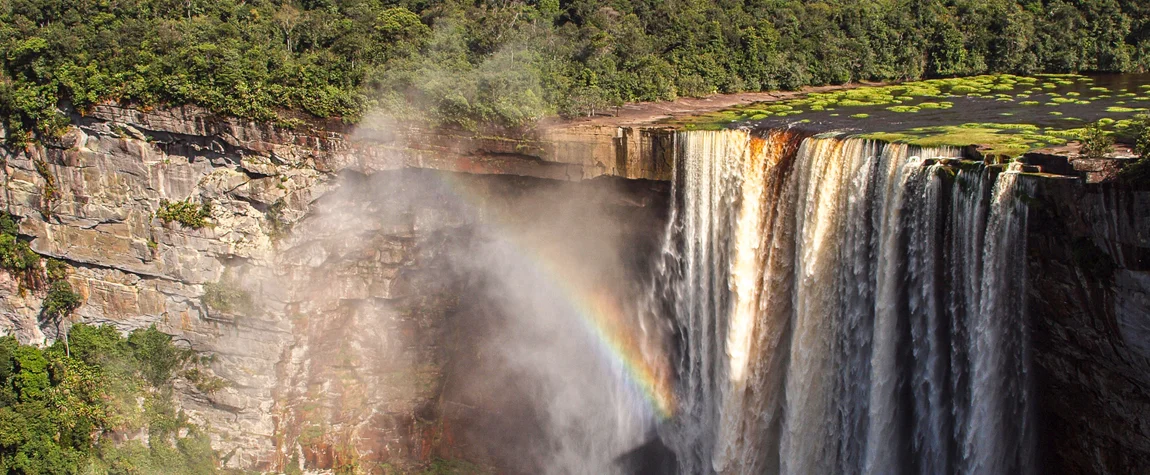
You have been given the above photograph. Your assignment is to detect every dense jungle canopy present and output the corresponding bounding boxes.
[1,0,1148,140]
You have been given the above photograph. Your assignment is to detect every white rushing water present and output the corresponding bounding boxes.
[653,129,1035,475]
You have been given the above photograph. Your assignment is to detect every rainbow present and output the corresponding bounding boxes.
[521,245,677,419]
[431,172,678,420]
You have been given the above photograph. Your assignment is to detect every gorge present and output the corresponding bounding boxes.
[0,90,1148,475]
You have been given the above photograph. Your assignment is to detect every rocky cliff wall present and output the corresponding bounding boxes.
[1026,175,1150,474]
[0,106,670,472]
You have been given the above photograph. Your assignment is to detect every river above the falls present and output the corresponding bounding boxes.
[669,73,1150,158]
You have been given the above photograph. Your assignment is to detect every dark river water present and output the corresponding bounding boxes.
[720,73,1150,136]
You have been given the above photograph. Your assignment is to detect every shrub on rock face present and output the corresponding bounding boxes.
[1079,121,1114,159]
[0,213,17,237]
[0,213,43,290]
[155,199,212,229]
[0,234,41,283]
[127,326,186,387]
[201,280,254,315]
[45,258,68,283]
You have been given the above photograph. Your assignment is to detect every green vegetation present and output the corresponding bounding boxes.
[862,123,1067,158]
[0,324,220,473]
[265,199,292,241]
[0,229,42,292]
[183,367,229,394]
[2,0,1149,142]
[1133,114,1150,158]
[847,103,1150,164]
[43,280,81,341]
[45,258,68,283]
[202,280,255,315]
[33,159,58,218]
[419,457,494,474]
[676,74,1050,128]
[887,105,920,113]
[1122,114,1150,182]
[1079,121,1115,158]
[156,199,212,229]
[0,213,84,345]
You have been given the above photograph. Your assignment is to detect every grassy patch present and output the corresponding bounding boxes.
[887,105,920,113]
[1107,106,1145,113]
[918,101,954,110]
[860,123,1069,158]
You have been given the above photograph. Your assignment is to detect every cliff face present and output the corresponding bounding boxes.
[0,106,669,471]
[1026,175,1150,474]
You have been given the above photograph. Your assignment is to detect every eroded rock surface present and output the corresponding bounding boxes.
[0,107,669,472]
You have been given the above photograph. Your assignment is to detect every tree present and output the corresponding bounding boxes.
[42,280,81,356]
[274,4,302,52]
[0,325,221,473]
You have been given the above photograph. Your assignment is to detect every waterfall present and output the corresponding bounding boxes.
[653,129,1035,475]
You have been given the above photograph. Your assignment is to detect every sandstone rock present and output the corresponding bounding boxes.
[0,107,673,472]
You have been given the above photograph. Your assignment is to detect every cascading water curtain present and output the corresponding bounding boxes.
[653,129,1036,475]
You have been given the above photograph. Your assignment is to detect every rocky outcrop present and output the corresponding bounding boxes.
[73,104,674,182]
[0,107,670,472]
